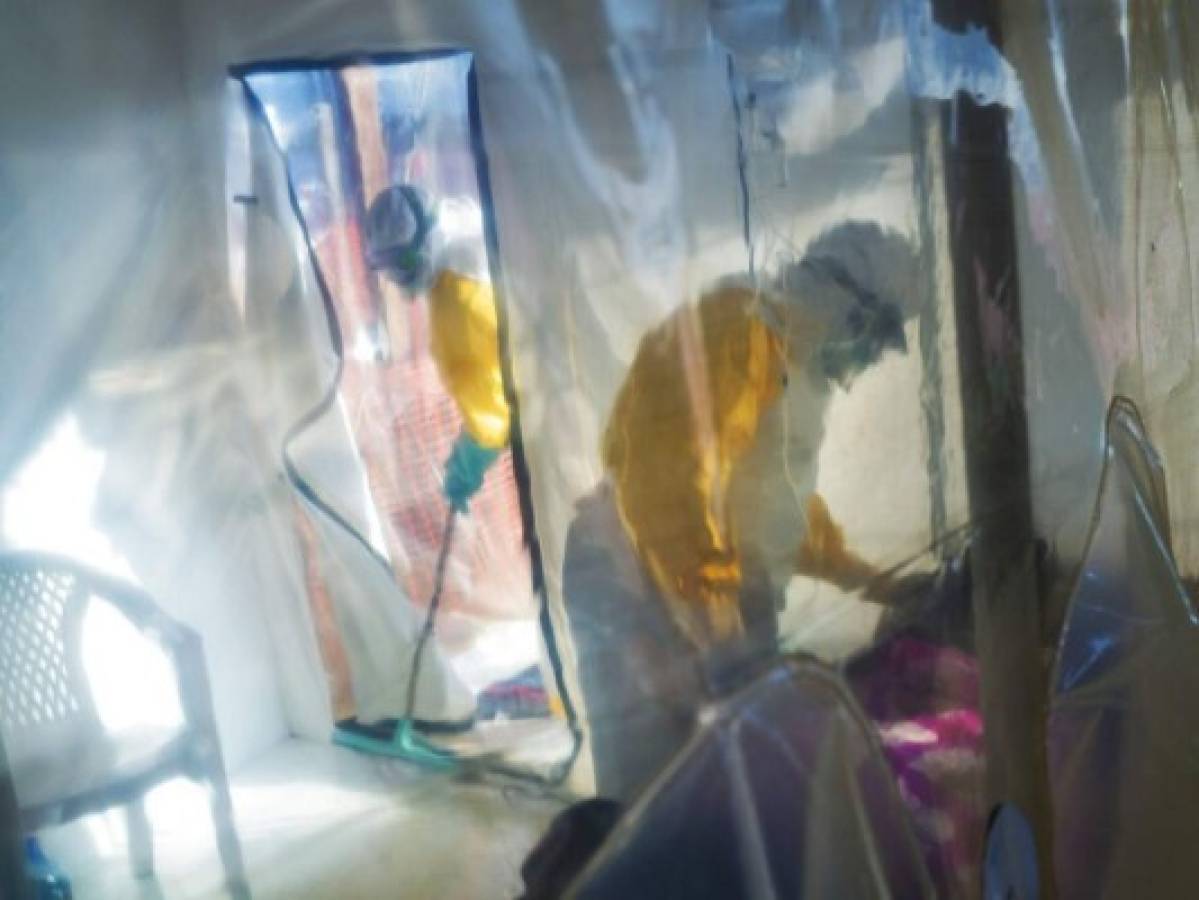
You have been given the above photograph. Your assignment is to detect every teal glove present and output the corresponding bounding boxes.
[444,431,501,512]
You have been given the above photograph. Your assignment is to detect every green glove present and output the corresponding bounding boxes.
[444,431,501,512]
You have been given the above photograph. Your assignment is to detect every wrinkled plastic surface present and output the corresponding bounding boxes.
[3,0,1199,897]
[569,660,934,899]
[1048,401,1199,899]
[242,56,540,731]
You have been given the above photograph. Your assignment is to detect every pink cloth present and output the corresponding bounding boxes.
[855,638,987,898]
[879,707,985,898]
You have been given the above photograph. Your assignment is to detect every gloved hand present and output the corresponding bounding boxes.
[796,492,885,597]
[444,431,501,512]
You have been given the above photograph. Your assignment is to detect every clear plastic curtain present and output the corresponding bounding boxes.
[3,0,1199,897]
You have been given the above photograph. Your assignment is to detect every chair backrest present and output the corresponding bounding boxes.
[0,556,99,752]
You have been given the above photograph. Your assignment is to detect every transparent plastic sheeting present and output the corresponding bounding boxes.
[1048,401,1199,899]
[240,55,545,730]
[564,398,1199,900]
[569,660,935,899]
[1,0,1199,897]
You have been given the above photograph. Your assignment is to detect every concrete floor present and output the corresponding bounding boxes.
[37,739,563,899]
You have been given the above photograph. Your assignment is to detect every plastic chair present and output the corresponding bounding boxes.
[0,552,250,898]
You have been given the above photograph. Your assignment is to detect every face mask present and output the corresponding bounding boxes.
[365,184,435,291]
[819,296,906,387]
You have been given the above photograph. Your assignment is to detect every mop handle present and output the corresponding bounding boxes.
[402,509,459,724]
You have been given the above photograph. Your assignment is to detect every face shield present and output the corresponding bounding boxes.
[365,183,436,291]
[767,221,919,388]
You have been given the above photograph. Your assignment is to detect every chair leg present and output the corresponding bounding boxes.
[125,797,154,879]
[207,769,250,900]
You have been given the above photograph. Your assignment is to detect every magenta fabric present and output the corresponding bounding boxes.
[856,637,987,898]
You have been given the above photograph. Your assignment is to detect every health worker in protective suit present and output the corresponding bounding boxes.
[330,183,519,764]
[365,183,510,510]
[564,220,921,801]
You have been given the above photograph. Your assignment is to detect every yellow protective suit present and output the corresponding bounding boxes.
[603,284,879,648]
[427,269,510,451]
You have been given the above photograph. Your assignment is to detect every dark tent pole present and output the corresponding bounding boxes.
[930,0,1056,893]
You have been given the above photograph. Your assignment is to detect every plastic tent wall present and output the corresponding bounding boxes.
[570,660,936,899]
[1048,401,1199,897]
[3,0,1199,897]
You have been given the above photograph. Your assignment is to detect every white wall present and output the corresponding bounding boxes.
[0,0,320,768]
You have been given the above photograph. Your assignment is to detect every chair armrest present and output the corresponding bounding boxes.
[61,562,198,653]
[1,551,196,647]
[0,551,217,745]
[60,560,222,745]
